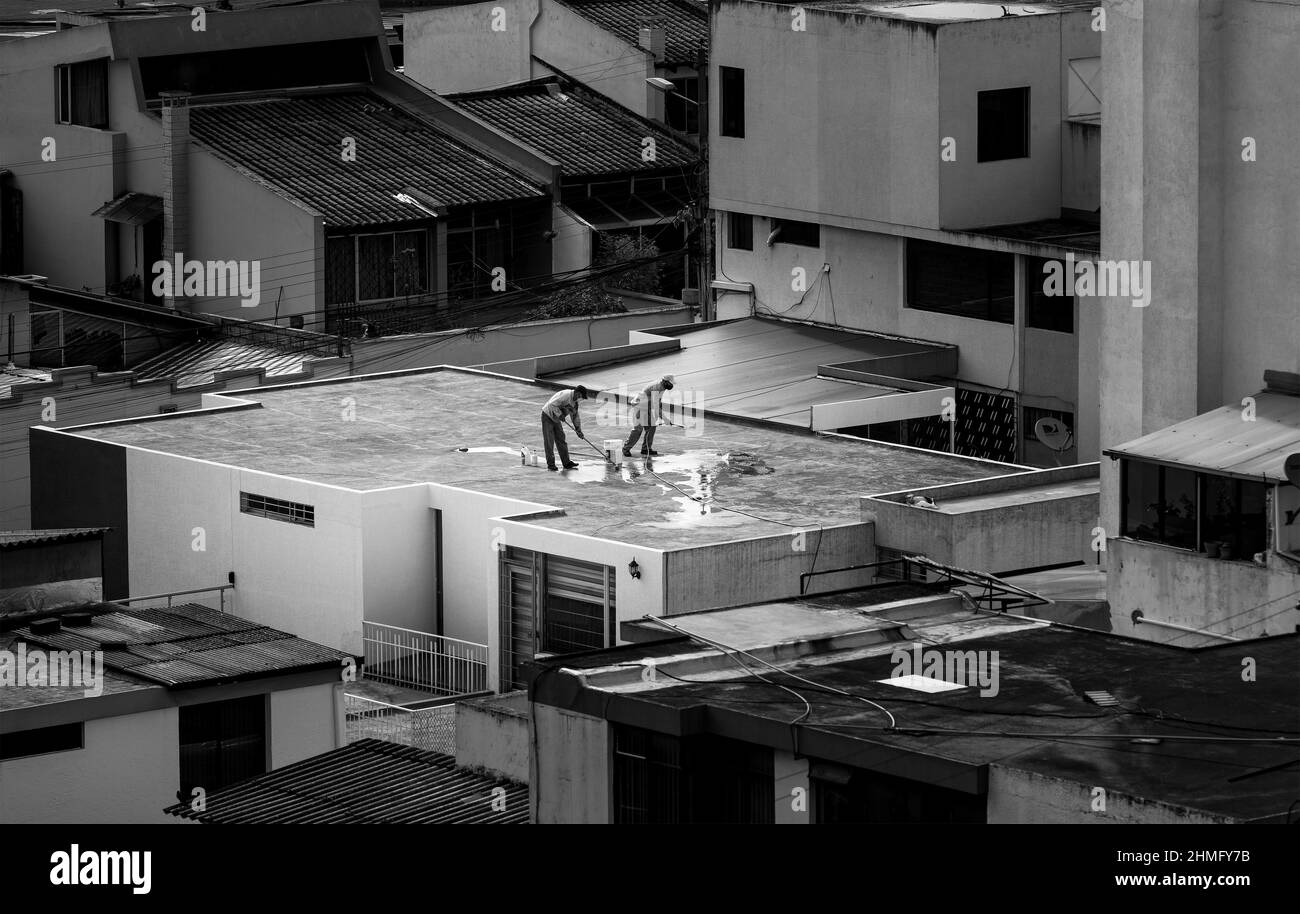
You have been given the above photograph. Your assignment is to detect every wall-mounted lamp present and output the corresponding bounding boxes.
[628,558,641,580]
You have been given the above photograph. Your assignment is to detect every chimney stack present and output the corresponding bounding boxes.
[160,90,190,310]
[638,25,665,62]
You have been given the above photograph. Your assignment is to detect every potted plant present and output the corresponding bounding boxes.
[1218,540,1234,561]
[1203,541,1221,558]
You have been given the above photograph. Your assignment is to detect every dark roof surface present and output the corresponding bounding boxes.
[559,0,707,65]
[188,91,547,227]
[449,78,696,177]
[13,602,351,688]
[164,738,529,823]
[541,618,1300,821]
[0,527,109,549]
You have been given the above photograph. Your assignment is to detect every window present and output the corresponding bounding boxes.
[977,87,1029,162]
[719,66,744,138]
[325,230,431,305]
[812,761,986,823]
[1025,256,1074,333]
[179,695,266,796]
[664,76,699,135]
[0,722,83,760]
[1202,475,1268,558]
[1120,461,1199,551]
[1022,407,1074,443]
[613,726,773,824]
[240,492,315,527]
[769,218,819,248]
[726,213,753,251]
[57,59,109,129]
[447,210,509,299]
[906,239,1014,323]
[498,548,616,690]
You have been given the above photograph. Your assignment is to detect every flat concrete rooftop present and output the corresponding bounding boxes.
[66,368,1009,549]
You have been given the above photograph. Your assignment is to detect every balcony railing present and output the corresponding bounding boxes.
[343,693,457,755]
[362,621,488,697]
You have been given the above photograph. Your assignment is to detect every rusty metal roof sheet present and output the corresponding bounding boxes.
[14,602,351,689]
[163,739,529,824]
[1104,391,1300,482]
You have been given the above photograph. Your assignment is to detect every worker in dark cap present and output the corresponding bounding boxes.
[623,375,674,457]
[541,385,589,470]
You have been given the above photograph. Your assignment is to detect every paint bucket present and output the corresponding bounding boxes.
[603,438,623,467]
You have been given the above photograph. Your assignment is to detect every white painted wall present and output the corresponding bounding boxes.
[936,13,1074,229]
[124,447,367,654]
[360,485,439,634]
[270,682,343,768]
[0,707,180,824]
[404,0,656,116]
[531,703,609,823]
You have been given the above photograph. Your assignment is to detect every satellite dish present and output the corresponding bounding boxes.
[1034,417,1074,452]
[1284,453,1300,488]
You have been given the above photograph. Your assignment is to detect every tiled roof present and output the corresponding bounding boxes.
[0,527,109,549]
[449,79,696,177]
[188,91,548,228]
[133,339,327,388]
[164,738,530,824]
[559,0,708,65]
[13,602,352,687]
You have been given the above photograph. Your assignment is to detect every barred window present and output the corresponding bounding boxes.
[239,492,314,527]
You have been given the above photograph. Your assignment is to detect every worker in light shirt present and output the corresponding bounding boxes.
[622,375,675,457]
[540,385,589,471]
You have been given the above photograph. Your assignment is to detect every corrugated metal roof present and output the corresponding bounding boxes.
[133,339,316,388]
[163,738,530,824]
[90,192,163,226]
[0,527,109,548]
[0,365,52,399]
[188,91,548,227]
[1104,391,1300,481]
[450,79,696,177]
[559,0,707,65]
[15,602,352,688]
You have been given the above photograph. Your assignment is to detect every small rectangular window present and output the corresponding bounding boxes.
[727,213,753,251]
[56,59,109,129]
[0,722,84,760]
[977,87,1029,162]
[770,218,820,248]
[720,66,744,138]
[240,492,315,527]
[1025,257,1074,333]
[179,695,266,796]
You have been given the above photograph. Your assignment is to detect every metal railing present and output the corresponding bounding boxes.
[115,583,234,614]
[343,692,456,755]
[361,621,488,696]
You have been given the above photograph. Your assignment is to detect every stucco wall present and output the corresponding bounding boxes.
[987,764,1234,824]
[862,464,1099,573]
[1107,536,1300,644]
[404,0,655,116]
[531,702,609,824]
[710,2,940,230]
[0,707,180,824]
[936,13,1070,229]
[455,691,530,782]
